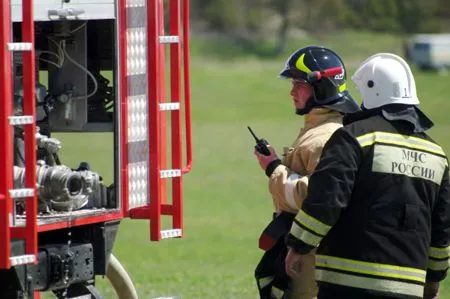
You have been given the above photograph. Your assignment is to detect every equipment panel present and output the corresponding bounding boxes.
[11,0,115,22]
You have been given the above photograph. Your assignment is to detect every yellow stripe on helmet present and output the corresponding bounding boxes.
[295,53,312,73]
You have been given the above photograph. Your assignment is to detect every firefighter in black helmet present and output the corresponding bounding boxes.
[278,45,359,115]
[253,46,360,299]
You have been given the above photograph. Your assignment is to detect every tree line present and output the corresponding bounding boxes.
[189,0,450,55]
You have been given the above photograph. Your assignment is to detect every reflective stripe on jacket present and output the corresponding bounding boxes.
[286,107,450,298]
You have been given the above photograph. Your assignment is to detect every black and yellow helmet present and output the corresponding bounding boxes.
[279,46,360,115]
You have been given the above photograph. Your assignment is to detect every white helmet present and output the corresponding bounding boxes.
[351,53,419,109]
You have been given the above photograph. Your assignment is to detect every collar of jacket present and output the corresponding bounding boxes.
[303,108,342,131]
[343,104,434,133]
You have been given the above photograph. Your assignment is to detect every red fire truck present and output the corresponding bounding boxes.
[0,0,192,297]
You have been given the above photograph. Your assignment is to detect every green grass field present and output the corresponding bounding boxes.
[50,31,450,298]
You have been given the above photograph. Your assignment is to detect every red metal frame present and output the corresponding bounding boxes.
[119,0,129,216]
[147,0,162,240]
[169,0,183,234]
[0,0,193,267]
[0,0,39,269]
[0,0,126,272]
[159,0,168,205]
[0,0,14,270]
[36,212,123,232]
[182,0,193,174]
[127,0,192,241]
[19,0,38,260]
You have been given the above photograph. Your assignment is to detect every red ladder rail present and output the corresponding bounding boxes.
[0,0,38,269]
[167,0,183,237]
[0,0,15,269]
[181,0,192,174]
[147,0,163,240]
[18,0,38,262]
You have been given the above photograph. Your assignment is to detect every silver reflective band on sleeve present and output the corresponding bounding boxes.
[284,173,301,210]
[315,269,424,297]
[316,255,426,282]
[356,132,446,157]
[258,276,274,289]
[290,221,322,247]
[427,258,450,271]
[296,210,331,237]
[271,286,284,299]
[429,245,450,259]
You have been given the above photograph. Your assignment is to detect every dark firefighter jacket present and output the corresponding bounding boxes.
[286,107,450,298]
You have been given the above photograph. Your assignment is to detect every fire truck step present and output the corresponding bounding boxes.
[7,42,33,51]
[159,102,180,111]
[160,229,182,239]
[9,188,35,198]
[159,35,179,44]
[160,169,181,178]
[8,115,34,125]
[10,254,35,266]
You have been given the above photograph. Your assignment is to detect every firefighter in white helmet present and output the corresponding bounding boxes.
[284,53,450,299]
[253,46,360,299]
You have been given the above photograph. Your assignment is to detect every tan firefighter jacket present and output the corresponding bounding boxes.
[263,108,343,299]
[268,108,343,214]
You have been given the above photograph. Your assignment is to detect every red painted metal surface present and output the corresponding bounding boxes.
[0,0,14,270]
[159,0,168,205]
[0,0,192,255]
[8,212,122,235]
[36,212,123,232]
[119,0,129,216]
[182,0,193,175]
[148,0,162,241]
[20,0,38,261]
[169,0,183,234]
[0,0,39,269]
[129,204,173,219]
[130,0,191,240]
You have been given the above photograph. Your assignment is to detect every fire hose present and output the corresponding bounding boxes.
[107,253,139,299]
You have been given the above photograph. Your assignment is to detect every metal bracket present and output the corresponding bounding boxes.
[48,8,85,19]
[10,254,35,266]
[160,229,182,239]
[7,43,32,52]
[9,116,34,125]
[159,103,180,111]
[159,35,180,44]
[10,188,35,199]
[160,169,181,178]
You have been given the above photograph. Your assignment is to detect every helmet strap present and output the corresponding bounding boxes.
[295,96,319,116]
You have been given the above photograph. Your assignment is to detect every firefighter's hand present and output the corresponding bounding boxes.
[423,281,439,299]
[285,248,303,278]
[254,145,279,171]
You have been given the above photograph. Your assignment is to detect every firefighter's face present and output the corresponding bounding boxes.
[290,80,313,109]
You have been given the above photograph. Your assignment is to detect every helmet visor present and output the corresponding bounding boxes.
[279,67,309,80]
[278,68,292,79]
